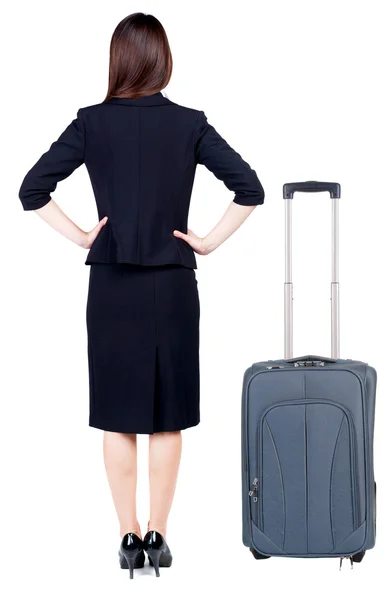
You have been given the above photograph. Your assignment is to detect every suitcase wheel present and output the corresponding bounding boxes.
[352,551,366,563]
[250,548,270,560]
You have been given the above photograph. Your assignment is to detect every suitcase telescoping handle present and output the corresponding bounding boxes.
[283,181,341,199]
[283,181,341,361]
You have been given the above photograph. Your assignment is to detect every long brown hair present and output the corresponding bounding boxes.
[105,13,173,100]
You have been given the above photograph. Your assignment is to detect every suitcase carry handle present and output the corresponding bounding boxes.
[285,355,337,365]
[283,182,341,360]
[283,181,341,199]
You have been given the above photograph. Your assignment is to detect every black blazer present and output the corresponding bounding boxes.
[19,92,264,268]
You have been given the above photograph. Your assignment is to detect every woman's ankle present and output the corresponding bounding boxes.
[120,523,142,539]
[147,522,167,538]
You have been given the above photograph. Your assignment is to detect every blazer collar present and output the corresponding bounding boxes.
[104,92,174,107]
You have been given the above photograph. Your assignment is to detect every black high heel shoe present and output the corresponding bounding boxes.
[119,533,145,579]
[143,531,172,577]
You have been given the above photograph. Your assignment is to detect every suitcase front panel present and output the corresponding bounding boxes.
[245,367,369,557]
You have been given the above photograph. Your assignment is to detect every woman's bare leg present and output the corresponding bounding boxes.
[103,431,141,538]
[148,431,182,538]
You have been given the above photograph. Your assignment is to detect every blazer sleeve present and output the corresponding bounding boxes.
[19,109,86,211]
[195,111,264,206]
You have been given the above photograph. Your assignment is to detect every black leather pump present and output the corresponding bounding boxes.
[143,531,172,577]
[119,533,145,579]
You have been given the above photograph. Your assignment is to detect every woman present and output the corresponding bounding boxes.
[18,12,264,578]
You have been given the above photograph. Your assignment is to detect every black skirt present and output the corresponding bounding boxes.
[86,264,200,434]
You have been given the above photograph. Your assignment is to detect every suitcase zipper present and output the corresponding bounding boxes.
[249,477,258,502]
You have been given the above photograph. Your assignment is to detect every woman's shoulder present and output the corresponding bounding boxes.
[77,101,108,115]
[163,93,203,117]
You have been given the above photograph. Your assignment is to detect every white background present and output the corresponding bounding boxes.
[2,0,391,597]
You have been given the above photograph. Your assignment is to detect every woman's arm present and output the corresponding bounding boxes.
[19,109,106,249]
[173,201,256,255]
[34,198,108,249]
[173,111,264,255]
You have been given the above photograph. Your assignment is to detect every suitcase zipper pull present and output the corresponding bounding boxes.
[249,477,258,502]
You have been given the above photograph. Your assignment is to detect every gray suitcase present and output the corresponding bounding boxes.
[241,182,377,567]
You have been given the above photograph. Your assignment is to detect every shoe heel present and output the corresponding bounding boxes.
[147,549,162,577]
[124,553,139,579]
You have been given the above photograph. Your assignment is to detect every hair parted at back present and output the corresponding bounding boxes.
[105,12,173,100]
